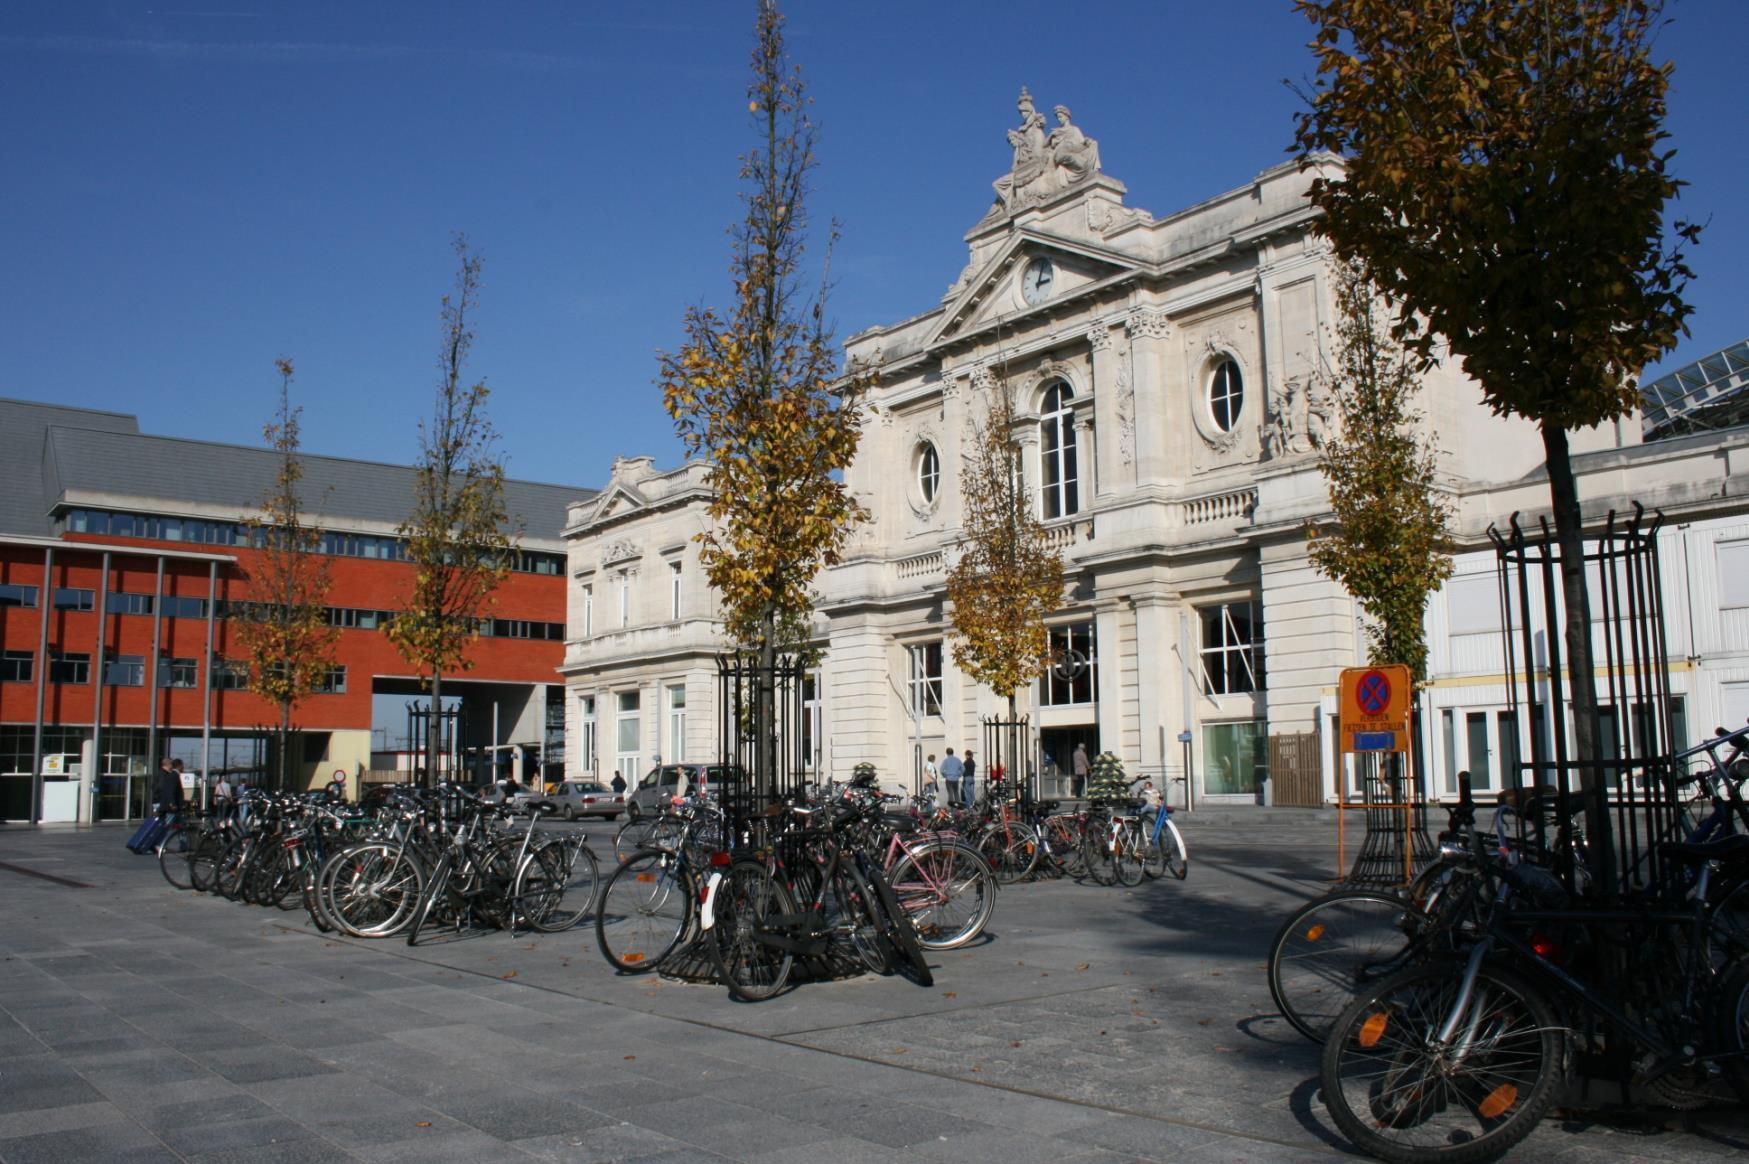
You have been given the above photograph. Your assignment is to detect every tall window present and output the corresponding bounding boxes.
[667,685,687,762]
[581,584,593,637]
[802,671,823,773]
[1042,622,1097,705]
[908,642,943,717]
[669,561,683,621]
[578,695,597,777]
[618,576,630,628]
[615,690,641,783]
[1208,358,1244,432]
[1199,602,1263,695]
[1039,382,1079,519]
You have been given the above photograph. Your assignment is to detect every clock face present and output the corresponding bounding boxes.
[1021,257,1054,305]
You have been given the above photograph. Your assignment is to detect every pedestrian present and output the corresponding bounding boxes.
[234,776,249,822]
[610,770,626,794]
[325,769,348,802]
[939,748,964,806]
[214,774,235,818]
[962,750,978,808]
[1072,742,1091,798]
[158,758,187,816]
[922,753,939,804]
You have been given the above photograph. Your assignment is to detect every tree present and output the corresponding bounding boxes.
[1293,0,1699,883]
[658,0,869,796]
[944,377,1067,721]
[385,235,516,784]
[233,358,339,790]
[1308,261,1453,684]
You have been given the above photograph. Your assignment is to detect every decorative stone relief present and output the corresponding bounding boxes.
[1265,373,1338,459]
[1115,344,1136,467]
[1126,310,1171,341]
[990,88,1102,213]
[1086,324,1112,353]
[602,539,639,567]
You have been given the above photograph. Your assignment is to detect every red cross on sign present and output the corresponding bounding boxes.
[1339,664,1412,754]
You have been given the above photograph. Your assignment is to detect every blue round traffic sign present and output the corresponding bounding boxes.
[1356,670,1392,715]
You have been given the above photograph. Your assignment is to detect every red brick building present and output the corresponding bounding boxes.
[0,398,590,823]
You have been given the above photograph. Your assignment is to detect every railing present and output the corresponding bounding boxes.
[894,550,944,581]
[1180,488,1257,527]
[1041,517,1092,551]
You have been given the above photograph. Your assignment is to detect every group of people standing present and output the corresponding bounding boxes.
[923,747,981,808]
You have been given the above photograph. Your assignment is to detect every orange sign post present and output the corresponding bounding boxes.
[1338,664,1412,754]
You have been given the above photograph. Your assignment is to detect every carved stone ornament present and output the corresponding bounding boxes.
[1115,346,1136,467]
[1126,310,1170,341]
[991,89,1102,213]
[969,366,999,394]
[1086,324,1112,353]
[602,539,639,567]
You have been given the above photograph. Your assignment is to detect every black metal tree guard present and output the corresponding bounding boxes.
[1492,504,1680,899]
[981,715,1033,806]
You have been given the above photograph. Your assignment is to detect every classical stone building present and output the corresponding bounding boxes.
[563,93,1749,807]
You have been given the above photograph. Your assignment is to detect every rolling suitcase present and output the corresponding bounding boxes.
[126,814,169,854]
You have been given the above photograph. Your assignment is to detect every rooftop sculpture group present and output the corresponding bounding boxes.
[992,88,1101,211]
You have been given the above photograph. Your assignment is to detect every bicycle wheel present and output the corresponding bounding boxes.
[1044,817,1086,877]
[521,840,600,933]
[977,823,1039,885]
[614,815,674,863]
[1082,822,1116,886]
[1715,958,1749,1102]
[1112,822,1146,887]
[321,842,426,938]
[595,850,693,973]
[189,830,226,893]
[405,851,455,947]
[864,861,932,986]
[1269,890,1425,1043]
[158,827,195,890]
[888,841,994,950]
[706,859,796,1001]
[1708,873,1749,969]
[1322,962,1562,1164]
[1158,818,1188,880]
[831,863,893,974]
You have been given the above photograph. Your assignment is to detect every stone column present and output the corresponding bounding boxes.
[1130,586,1178,783]
[1126,309,1172,486]
[1087,321,1122,499]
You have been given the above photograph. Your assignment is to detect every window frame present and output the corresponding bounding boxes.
[1198,601,1264,695]
[907,641,944,717]
[1208,358,1244,432]
[1038,381,1080,520]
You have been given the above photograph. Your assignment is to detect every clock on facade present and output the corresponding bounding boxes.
[1021,257,1054,305]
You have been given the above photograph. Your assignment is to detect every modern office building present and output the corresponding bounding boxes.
[0,397,590,823]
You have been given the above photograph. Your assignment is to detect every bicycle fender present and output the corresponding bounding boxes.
[700,870,723,930]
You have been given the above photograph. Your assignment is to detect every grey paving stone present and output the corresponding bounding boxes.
[185,1140,363,1164]
[158,1114,327,1157]
[745,1138,901,1164]
[0,1101,132,1141]
[352,1127,532,1162]
[513,1122,710,1163]
[0,1121,180,1163]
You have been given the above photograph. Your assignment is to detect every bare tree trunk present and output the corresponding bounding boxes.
[428,671,443,788]
[757,608,777,805]
[1541,424,1614,893]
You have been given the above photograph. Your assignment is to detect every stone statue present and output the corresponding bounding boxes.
[1305,380,1336,449]
[1266,376,1306,459]
[1048,104,1099,184]
[993,88,1052,208]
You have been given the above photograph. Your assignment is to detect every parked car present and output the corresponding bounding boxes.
[513,780,624,821]
[625,763,740,818]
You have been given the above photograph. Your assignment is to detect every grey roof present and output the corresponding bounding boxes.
[1,397,593,542]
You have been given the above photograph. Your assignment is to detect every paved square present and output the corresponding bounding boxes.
[1,818,1744,1161]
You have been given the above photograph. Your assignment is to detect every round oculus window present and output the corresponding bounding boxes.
[916,442,940,504]
[1208,358,1243,432]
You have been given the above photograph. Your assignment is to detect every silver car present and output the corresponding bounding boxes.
[513,780,624,821]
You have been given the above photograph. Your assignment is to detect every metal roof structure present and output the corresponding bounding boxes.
[1641,339,1749,440]
[0,397,593,543]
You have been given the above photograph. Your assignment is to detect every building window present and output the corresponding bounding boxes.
[314,666,347,694]
[908,641,943,717]
[1199,602,1263,695]
[158,656,198,689]
[578,695,597,777]
[669,561,683,621]
[1,650,32,683]
[801,671,822,773]
[483,618,562,640]
[54,588,95,612]
[1209,358,1243,432]
[1042,621,1097,705]
[615,690,641,781]
[107,591,155,617]
[618,576,630,629]
[211,657,249,690]
[161,595,208,619]
[1039,381,1079,519]
[102,653,145,687]
[916,442,940,506]
[581,584,594,637]
[1203,720,1263,795]
[0,583,38,608]
[668,684,687,763]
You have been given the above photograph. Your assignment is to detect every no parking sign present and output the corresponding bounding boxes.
[1339,665,1411,753]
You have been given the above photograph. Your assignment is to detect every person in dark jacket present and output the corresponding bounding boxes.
[154,757,186,815]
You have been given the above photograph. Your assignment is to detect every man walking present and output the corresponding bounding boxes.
[939,748,964,806]
[962,750,978,808]
[922,753,939,804]
[1073,742,1091,798]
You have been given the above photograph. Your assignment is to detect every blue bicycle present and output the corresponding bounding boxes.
[1143,798,1188,880]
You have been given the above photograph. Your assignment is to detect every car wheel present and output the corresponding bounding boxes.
[563,806,576,822]
[626,804,641,821]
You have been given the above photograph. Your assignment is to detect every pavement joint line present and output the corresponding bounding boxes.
[0,859,95,888]
[266,918,1345,1157]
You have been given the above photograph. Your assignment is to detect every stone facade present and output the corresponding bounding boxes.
[561,95,1749,805]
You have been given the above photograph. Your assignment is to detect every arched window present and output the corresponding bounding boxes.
[1039,381,1079,519]
[1209,358,1243,432]
[916,441,940,505]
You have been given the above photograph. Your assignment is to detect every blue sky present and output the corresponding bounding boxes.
[4,1,1746,490]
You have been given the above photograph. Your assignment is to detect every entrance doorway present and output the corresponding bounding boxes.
[1039,725,1098,798]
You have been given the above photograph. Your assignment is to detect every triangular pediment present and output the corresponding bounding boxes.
[927,231,1140,349]
[585,482,649,525]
